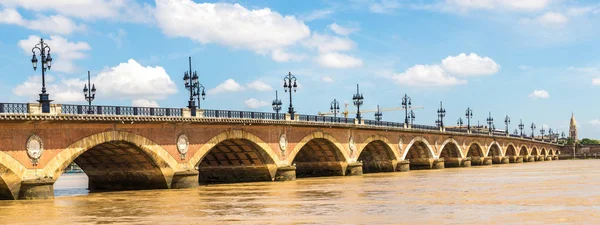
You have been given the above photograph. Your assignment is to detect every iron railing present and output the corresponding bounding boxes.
[0,103,28,114]
[297,115,354,124]
[61,104,183,117]
[446,127,467,133]
[203,109,284,120]
[364,119,404,127]
[411,124,439,131]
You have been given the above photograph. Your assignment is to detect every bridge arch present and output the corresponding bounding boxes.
[357,135,398,173]
[402,137,436,160]
[189,130,279,183]
[466,141,485,158]
[505,143,517,157]
[438,138,465,159]
[486,141,503,157]
[519,145,529,156]
[289,131,350,178]
[44,131,179,191]
[0,152,27,200]
[541,148,547,156]
[531,147,539,156]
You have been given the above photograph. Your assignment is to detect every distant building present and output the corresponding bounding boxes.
[569,113,577,141]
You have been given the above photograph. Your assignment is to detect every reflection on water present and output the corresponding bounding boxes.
[1,160,600,224]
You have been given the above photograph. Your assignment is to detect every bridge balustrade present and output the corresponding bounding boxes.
[363,119,403,127]
[0,103,28,114]
[298,115,354,124]
[411,124,439,131]
[60,104,183,117]
[203,109,284,120]
[445,127,467,133]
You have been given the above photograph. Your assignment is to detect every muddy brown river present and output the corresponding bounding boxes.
[1,160,599,224]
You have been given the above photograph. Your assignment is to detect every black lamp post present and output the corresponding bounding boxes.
[436,101,446,129]
[486,112,494,134]
[353,84,364,123]
[272,90,282,114]
[196,83,206,109]
[31,38,53,113]
[83,71,96,114]
[183,57,200,116]
[465,107,473,132]
[375,105,383,122]
[549,128,553,142]
[409,110,416,126]
[504,115,511,134]
[457,117,463,128]
[519,119,525,137]
[402,94,411,125]
[330,98,340,118]
[531,123,536,138]
[540,127,546,141]
[283,72,297,119]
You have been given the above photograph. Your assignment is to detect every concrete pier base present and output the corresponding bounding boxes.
[171,170,199,189]
[345,162,363,176]
[18,179,54,200]
[274,165,296,181]
[396,160,410,172]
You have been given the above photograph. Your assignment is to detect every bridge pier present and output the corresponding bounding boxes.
[470,157,492,166]
[536,156,545,161]
[545,156,553,161]
[18,179,54,200]
[432,159,445,169]
[492,156,509,164]
[361,160,397,173]
[526,156,535,162]
[553,156,559,160]
[444,157,470,168]
[409,158,444,170]
[345,162,363,176]
[171,170,199,189]
[396,160,410,172]
[508,156,523,163]
[274,165,296,181]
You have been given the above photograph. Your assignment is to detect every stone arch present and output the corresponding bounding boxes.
[531,147,539,156]
[438,138,465,159]
[401,137,436,160]
[519,145,529,156]
[486,141,504,157]
[289,131,350,178]
[188,130,280,183]
[357,135,398,173]
[43,131,179,191]
[505,143,517,156]
[541,148,547,156]
[0,152,27,200]
[466,141,485,158]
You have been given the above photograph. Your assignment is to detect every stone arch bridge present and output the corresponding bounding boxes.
[0,104,561,200]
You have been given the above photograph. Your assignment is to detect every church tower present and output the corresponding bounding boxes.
[569,113,577,141]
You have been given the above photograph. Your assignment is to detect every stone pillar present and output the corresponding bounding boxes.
[345,162,363,176]
[396,160,410,172]
[537,155,545,161]
[482,157,493,165]
[432,158,445,169]
[461,157,472,167]
[515,156,524,163]
[501,157,510,164]
[274,165,296,181]
[526,156,535,162]
[171,170,199,189]
[552,155,559,160]
[18,179,54,200]
[470,157,484,166]
[492,156,503,164]
[545,156,552,161]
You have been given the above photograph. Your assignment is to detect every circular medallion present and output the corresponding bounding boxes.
[26,135,43,166]
[177,134,189,159]
[279,133,287,154]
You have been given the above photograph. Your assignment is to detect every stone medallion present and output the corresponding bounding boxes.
[177,134,189,160]
[279,133,288,156]
[26,135,43,166]
[349,136,356,156]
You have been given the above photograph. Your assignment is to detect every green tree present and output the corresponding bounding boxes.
[580,138,600,145]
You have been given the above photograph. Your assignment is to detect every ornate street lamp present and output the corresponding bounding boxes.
[272,90,282,114]
[82,71,96,114]
[457,117,463,128]
[409,110,416,126]
[31,38,53,113]
[375,105,383,122]
[196,83,206,109]
[283,72,298,119]
[436,101,446,129]
[330,98,340,118]
[183,57,202,116]
[519,119,525,137]
[486,112,494,134]
[352,84,364,123]
[540,127,546,141]
[402,94,411,125]
[531,123,536,138]
[549,128,553,142]
[504,115,511,134]
[465,107,473,132]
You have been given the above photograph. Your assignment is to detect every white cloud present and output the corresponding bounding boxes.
[441,53,500,76]
[0,8,86,35]
[271,49,305,62]
[155,0,310,60]
[13,59,177,103]
[329,23,358,36]
[593,78,600,85]
[590,119,600,126]
[301,9,333,21]
[445,0,551,11]
[391,64,466,87]
[522,12,568,28]
[244,98,269,109]
[322,76,334,83]
[18,35,91,73]
[208,79,245,95]
[132,99,159,107]
[315,52,363,69]
[303,33,356,53]
[369,0,401,13]
[247,80,273,91]
[0,0,153,23]
[529,89,550,99]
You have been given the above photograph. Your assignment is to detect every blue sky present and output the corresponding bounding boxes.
[0,0,599,138]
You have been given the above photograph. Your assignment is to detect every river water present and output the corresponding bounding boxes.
[1,160,599,225]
